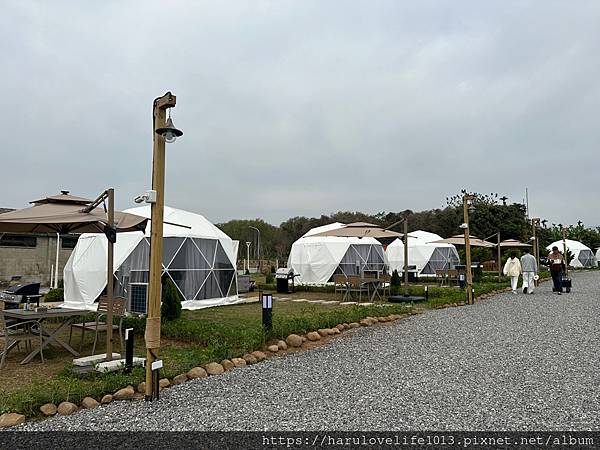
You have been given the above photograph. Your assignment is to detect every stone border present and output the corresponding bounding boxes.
[3,283,531,428]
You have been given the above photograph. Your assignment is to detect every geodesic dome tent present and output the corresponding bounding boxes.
[63,206,239,311]
[546,239,597,268]
[287,223,387,284]
[386,230,460,276]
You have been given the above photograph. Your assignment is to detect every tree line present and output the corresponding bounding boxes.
[217,191,600,262]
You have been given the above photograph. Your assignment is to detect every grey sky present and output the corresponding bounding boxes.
[1,1,599,227]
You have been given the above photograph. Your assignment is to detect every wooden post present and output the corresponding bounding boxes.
[403,218,409,296]
[463,194,474,305]
[562,227,569,277]
[145,92,177,400]
[497,232,501,282]
[532,218,540,287]
[106,188,114,361]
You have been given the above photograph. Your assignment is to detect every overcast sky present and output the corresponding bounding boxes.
[2,1,599,227]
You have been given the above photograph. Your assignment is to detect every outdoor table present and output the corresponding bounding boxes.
[2,307,89,364]
[360,278,384,302]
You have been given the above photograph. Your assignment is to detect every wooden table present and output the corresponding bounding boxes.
[3,308,89,364]
[360,278,384,302]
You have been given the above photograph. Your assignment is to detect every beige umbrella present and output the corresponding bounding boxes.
[499,239,531,247]
[311,222,406,242]
[0,191,148,361]
[431,234,496,248]
[0,192,146,234]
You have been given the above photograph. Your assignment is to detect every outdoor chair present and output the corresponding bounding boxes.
[69,296,126,355]
[447,269,459,285]
[333,274,349,300]
[380,274,391,298]
[435,269,447,286]
[347,275,368,302]
[0,300,44,369]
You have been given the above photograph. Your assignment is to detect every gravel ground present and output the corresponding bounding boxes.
[20,271,600,431]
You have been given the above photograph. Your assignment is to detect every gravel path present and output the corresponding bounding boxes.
[21,272,600,431]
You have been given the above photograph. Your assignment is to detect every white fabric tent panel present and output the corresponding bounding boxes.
[288,226,382,284]
[124,206,237,267]
[63,206,239,310]
[386,231,459,276]
[302,222,345,237]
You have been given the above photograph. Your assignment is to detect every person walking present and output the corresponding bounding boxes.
[503,251,522,294]
[548,246,565,295]
[520,248,537,294]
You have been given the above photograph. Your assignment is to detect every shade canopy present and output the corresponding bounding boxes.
[0,192,147,234]
[311,222,404,244]
[431,234,496,248]
[499,239,531,248]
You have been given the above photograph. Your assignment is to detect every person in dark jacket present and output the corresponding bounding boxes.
[548,246,565,294]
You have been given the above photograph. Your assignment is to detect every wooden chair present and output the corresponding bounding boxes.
[0,301,44,369]
[347,275,368,302]
[447,269,459,285]
[435,269,447,286]
[380,274,391,298]
[69,296,126,355]
[333,274,349,300]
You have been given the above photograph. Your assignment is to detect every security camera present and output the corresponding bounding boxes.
[459,223,469,229]
[133,190,157,204]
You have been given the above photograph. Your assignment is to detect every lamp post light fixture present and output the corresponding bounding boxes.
[245,241,251,273]
[145,92,183,401]
[383,215,411,296]
[248,226,260,272]
[462,194,475,305]
[562,226,569,278]
[531,218,540,278]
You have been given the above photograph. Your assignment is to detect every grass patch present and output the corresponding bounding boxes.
[0,275,550,418]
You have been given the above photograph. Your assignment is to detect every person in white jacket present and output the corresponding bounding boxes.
[503,251,522,294]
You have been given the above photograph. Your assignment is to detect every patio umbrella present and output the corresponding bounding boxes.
[0,192,146,233]
[311,222,407,245]
[499,239,531,247]
[430,234,496,248]
[0,190,148,361]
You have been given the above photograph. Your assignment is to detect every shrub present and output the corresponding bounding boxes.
[390,269,401,295]
[265,273,275,284]
[270,265,276,274]
[161,277,182,322]
[44,288,64,303]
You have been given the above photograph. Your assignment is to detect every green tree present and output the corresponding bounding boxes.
[161,276,182,322]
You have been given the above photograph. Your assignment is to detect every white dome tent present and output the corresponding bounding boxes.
[546,239,597,268]
[63,206,239,311]
[386,230,460,277]
[596,248,600,266]
[287,223,387,285]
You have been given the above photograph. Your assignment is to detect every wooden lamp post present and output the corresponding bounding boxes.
[462,194,475,305]
[145,92,183,401]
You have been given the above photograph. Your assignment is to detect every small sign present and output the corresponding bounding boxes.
[262,293,272,309]
[151,360,163,371]
[125,328,134,340]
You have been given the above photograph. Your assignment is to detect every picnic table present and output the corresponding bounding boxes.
[3,307,89,364]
